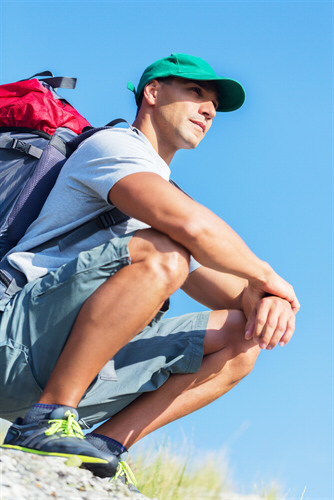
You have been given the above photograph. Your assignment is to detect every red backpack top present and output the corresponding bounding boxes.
[0,72,90,135]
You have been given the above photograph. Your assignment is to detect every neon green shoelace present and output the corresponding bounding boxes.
[112,461,138,488]
[45,412,84,439]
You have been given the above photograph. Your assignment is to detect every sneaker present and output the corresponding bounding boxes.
[1,406,119,478]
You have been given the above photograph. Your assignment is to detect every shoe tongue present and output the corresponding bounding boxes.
[49,406,79,420]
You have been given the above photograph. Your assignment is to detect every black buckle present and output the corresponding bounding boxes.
[11,139,31,155]
[97,211,116,229]
[0,269,11,288]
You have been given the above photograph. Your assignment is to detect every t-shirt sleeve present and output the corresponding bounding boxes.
[67,128,170,203]
[189,256,202,273]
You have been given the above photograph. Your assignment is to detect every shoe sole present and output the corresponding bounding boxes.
[81,461,118,478]
[1,444,118,477]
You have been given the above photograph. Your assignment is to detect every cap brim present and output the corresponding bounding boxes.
[215,78,245,112]
[180,76,245,112]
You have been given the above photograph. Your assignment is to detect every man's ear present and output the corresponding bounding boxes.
[143,80,159,106]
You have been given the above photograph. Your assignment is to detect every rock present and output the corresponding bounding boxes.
[0,448,152,500]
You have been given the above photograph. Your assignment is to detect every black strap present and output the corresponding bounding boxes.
[25,71,77,90]
[105,118,131,127]
[41,77,77,90]
[67,119,132,151]
[0,127,52,140]
[27,71,54,79]
[57,209,130,252]
[29,208,130,254]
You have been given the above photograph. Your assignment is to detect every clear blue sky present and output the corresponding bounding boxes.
[0,1,332,498]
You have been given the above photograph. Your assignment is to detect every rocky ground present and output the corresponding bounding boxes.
[0,421,266,500]
[0,448,152,500]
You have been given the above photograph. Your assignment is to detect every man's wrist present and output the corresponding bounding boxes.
[248,260,273,287]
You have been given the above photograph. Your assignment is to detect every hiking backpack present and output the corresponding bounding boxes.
[0,72,129,296]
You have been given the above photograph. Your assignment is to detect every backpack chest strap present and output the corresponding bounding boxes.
[0,136,43,159]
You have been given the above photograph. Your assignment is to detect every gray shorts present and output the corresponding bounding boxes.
[0,233,209,426]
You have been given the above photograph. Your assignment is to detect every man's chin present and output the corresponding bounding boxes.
[181,142,199,151]
[182,134,202,150]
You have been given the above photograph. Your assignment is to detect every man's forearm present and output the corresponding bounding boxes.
[173,203,271,284]
[183,267,263,319]
[182,267,248,312]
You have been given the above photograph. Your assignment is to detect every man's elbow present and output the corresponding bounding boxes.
[173,212,212,250]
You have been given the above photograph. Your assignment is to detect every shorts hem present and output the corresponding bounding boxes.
[184,310,210,373]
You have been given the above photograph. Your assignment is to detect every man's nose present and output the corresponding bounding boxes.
[200,101,216,119]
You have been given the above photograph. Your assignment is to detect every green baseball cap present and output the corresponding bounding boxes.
[127,53,245,112]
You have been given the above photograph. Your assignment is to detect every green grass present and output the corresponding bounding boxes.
[132,444,227,499]
[130,438,286,500]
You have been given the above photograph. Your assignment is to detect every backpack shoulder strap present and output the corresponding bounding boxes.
[67,119,132,152]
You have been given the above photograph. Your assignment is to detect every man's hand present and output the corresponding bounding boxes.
[248,263,300,314]
[245,296,296,350]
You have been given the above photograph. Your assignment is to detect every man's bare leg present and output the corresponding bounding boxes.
[94,309,261,447]
[39,229,190,407]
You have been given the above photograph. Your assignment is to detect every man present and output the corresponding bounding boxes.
[1,53,299,486]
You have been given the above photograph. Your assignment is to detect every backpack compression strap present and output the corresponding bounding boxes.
[23,71,77,90]
[30,207,130,254]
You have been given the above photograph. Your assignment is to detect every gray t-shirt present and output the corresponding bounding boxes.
[8,126,200,282]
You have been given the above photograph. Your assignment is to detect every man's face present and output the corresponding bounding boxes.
[151,77,219,155]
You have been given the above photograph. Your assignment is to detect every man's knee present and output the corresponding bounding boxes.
[128,229,191,292]
[205,309,260,380]
[225,311,260,380]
